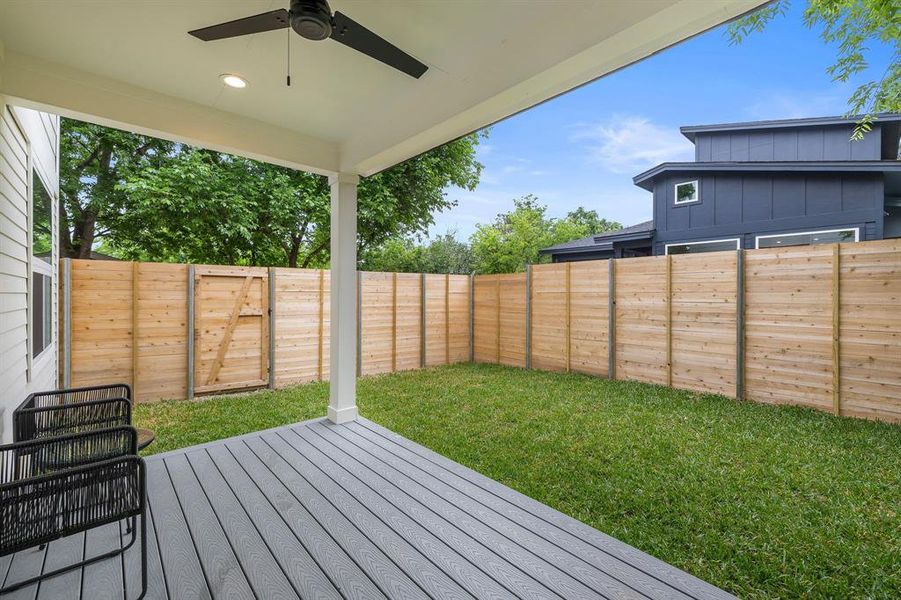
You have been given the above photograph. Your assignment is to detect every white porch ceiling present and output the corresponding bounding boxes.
[0,0,765,176]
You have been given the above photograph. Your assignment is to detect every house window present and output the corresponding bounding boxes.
[674,180,698,205]
[31,171,53,360]
[756,228,858,249]
[665,238,740,255]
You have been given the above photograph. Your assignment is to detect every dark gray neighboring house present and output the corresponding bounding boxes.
[541,114,901,262]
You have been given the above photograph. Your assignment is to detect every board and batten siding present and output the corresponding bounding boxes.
[653,172,885,253]
[0,99,60,441]
[693,124,884,163]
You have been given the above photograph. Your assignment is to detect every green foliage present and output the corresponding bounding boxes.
[60,119,484,266]
[360,232,474,274]
[470,195,620,273]
[111,149,330,266]
[727,0,901,138]
[136,363,901,598]
[60,120,172,258]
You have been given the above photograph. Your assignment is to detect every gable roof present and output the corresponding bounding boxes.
[680,113,901,142]
[539,220,655,254]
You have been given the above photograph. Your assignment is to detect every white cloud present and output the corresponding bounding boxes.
[570,115,693,174]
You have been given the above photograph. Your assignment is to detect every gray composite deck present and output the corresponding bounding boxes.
[1,417,734,600]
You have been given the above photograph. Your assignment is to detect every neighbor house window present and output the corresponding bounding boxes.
[756,228,858,249]
[31,171,53,360]
[674,180,698,205]
[665,238,740,255]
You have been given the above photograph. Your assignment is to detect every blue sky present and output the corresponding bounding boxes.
[430,4,894,239]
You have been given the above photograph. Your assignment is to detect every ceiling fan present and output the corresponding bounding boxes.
[188,0,428,80]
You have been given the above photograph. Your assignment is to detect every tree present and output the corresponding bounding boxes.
[60,118,484,267]
[109,149,330,266]
[727,0,900,138]
[419,232,474,274]
[562,207,621,236]
[361,232,474,273]
[469,195,620,273]
[359,237,424,273]
[59,120,172,258]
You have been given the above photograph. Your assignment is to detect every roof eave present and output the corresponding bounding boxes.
[540,230,655,254]
[633,160,901,190]
[679,112,901,141]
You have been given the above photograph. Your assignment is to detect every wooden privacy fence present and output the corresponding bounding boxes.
[472,239,900,423]
[60,260,472,403]
[60,239,900,423]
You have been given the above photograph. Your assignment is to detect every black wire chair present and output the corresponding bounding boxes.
[13,384,132,442]
[0,426,146,599]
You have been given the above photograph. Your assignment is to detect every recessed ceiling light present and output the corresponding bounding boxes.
[220,74,247,88]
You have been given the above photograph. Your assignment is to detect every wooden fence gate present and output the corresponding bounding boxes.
[192,266,269,395]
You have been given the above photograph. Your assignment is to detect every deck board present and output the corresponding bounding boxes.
[82,522,124,600]
[356,419,734,600]
[5,417,734,600]
[221,441,382,600]
[345,421,686,599]
[36,533,83,600]
[331,422,647,599]
[199,446,341,599]
[284,427,510,599]
[300,423,546,599]
[164,453,254,599]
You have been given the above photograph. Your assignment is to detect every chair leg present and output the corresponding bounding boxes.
[137,511,147,600]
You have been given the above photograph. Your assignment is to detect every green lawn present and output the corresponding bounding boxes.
[135,363,901,599]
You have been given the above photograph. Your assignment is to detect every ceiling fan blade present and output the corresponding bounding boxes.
[189,9,290,41]
[330,11,428,79]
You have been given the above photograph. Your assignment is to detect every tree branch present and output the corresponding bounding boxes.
[74,145,103,173]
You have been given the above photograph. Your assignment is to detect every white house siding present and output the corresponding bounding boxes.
[0,98,59,442]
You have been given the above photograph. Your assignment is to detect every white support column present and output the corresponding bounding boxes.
[328,173,360,424]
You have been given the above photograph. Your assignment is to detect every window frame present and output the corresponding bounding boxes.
[754,227,859,249]
[673,180,699,205]
[664,238,741,255]
[27,146,56,367]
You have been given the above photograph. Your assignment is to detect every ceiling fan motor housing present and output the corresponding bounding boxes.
[290,0,333,40]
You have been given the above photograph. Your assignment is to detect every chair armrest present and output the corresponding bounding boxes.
[14,397,132,442]
[1,427,138,483]
[0,454,145,556]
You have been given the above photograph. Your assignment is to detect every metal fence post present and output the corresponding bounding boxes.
[356,271,362,377]
[420,273,426,368]
[832,244,841,416]
[565,262,571,373]
[525,264,532,369]
[62,258,72,388]
[132,262,139,401]
[469,273,474,363]
[268,268,276,389]
[608,259,616,379]
[495,275,501,364]
[445,274,451,364]
[665,255,672,387]
[735,249,745,401]
[391,272,398,372]
[186,264,195,400]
